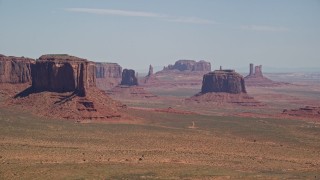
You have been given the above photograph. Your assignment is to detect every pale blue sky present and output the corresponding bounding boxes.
[0,0,319,71]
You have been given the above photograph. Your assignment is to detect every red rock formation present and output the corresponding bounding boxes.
[95,62,122,90]
[143,64,159,84]
[188,70,261,106]
[244,64,286,87]
[201,70,246,94]
[96,62,122,78]
[32,54,95,96]
[9,54,122,120]
[120,69,138,86]
[163,60,211,72]
[147,64,153,77]
[0,55,35,84]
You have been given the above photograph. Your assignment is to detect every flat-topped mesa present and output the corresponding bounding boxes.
[32,54,96,96]
[188,69,261,106]
[201,70,246,94]
[95,62,122,79]
[163,60,211,72]
[0,55,35,84]
[120,69,138,86]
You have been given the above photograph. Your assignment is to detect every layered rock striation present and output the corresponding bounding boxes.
[96,62,122,79]
[95,62,122,90]
[121,69,138,86]
[0,54,35,84]
[201,70,246,94]
[32,54,96,96]
[163,60,211,72]
[9,54,122,120]
[188,70,261,106]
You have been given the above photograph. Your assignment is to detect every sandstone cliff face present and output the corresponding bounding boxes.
[0,55,35,84]
[32,54,96,96]
[201,70,246,94]
[95,62,122,79]
[95,62,122,90]
[163,60,211,72]
[120,69,138,86]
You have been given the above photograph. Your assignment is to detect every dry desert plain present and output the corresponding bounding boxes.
[1,72,320,179]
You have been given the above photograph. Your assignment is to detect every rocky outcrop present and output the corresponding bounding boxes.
[120,69,138,86]
[0,55,35,84]
[163,60,211,72]
[201,70,246,94]
[188,70,261,106]
[147,64,153,77]
[95,62,122,79]
[32,54,96,96]
[95,62,122,90]
[244,64,286,87]
[9,54,122,120]
[143,64,158,84]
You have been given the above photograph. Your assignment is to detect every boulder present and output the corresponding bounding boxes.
[201,70,246,94]
[120,69,138,86]
[32,54,96,96]
[0,55,35,84]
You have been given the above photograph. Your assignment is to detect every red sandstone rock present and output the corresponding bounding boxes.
[163,60,211,72]
[188,69,261,106]
[147,64,153,77]
[201,70,246,94]
[120,69,138,86]
[9,54,122,120]
[95,62,122,90]
[96,62,122,79]
[0,55,35,84]
[244,64,288,87]
[32,54,95,96]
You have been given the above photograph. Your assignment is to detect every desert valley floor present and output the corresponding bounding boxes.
[0,72,320,179]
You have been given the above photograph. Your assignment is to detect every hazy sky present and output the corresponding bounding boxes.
[1,0,319,71]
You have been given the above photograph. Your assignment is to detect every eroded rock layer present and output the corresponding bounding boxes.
[32,54,96,96]
[121,69,138,86]
[163,60,211,72]
[201,70,246,94]
[95,62,122,90]
[0,54,35,84]
[244,64,287,86]
[188,70,261,106]
[96,62,122,79]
